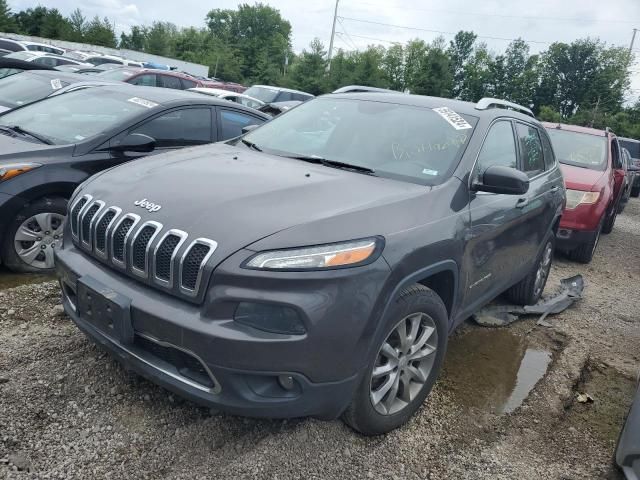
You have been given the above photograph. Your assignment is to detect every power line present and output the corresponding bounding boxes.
[338,16,553,45]
[335,32,358,50]
[345,2,640,25]
[337,18,359,50]
[336,32,402,45]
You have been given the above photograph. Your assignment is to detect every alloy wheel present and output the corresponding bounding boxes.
[533,241,553,298]
[13,212,65,270]
[370,312,438,415]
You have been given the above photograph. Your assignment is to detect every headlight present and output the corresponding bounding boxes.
[565,189,600,209]
[245,237,383,270]
[0,162,41,182]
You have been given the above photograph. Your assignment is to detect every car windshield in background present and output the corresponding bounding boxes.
[242,97,477,185]
[546,129,607,171]
[619,139,640,160]
[0,73,66,107]
[0,89,156,145]
[96,69,139,81]
[243,86,280,103]
[4,51,35,61]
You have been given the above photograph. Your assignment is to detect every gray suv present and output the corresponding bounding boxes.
[55,93,565,435]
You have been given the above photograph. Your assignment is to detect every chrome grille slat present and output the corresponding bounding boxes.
[70,199,217,300]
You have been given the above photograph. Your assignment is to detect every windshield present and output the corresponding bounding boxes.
[243,86,280,103]
[96,69,139,81]
[4,51,35,61]
[546,129,607,171]
[0,73,68,107]
[242,97,477,185]
[0,88,156,144]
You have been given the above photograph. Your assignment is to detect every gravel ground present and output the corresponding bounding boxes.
[1,199,639,479]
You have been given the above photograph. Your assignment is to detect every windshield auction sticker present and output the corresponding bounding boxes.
[433,107,473,130]
[50,79,62,90]
[127,97,159,109]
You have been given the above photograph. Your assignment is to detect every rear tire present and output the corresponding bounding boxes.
[567,227,601,264]
[505,236,554,305]
[602,205,618,234]
[342,285,448,435]
[631,184,640,198]
[1,197,67,273]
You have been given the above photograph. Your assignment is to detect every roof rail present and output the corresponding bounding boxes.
[475,98,535,118]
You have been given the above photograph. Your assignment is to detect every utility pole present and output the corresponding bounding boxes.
[327,0,339,71]
[629,28,637,59]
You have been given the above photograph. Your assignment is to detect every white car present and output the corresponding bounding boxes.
[19,41,65,56]
[4,51,91,68]
[84,54,142,67]
[188,87,265,109]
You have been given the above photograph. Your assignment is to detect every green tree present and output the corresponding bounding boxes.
[83,16,117,47]
[120,25,147,51]
[289,38,327,95]
[68,8,86,42]
[411,37,452,97]
[0,0,16,32]
[448,31,477,97]
[459,43,494,101]
[382,43,404,91]
[404,39,428,93]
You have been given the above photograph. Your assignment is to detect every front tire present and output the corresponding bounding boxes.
[631,184,640,198]
[505,236,554,305]
[1,197,67,273]
[342,285,448,435]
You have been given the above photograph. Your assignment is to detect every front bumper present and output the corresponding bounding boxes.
[55,244,390,419]
[556,227,599,251]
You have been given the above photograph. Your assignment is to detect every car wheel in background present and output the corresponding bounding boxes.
[631,184,640,198]
[342,285,448,435]
[505,236,554,305]
[1,197,67,273]
[602,204,618,234]
[567,221,602,264]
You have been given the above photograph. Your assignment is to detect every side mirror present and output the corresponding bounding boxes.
[241,124,259,134]
[110,133,155,153]
[473,165,530,195]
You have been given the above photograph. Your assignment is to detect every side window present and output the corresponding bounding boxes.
[181,78,197,89]
[276,91,292,102]
[131,108,212,148]
[34,57,56,67]
[540,130,557,170]
[516,123,545,177]
[476,121,517,178]
[158,75,182,90]
[220,109,264,139]
[130,74,157,87]
[612,139,623,169]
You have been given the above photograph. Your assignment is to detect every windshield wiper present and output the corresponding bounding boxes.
[0,125,53,145]
[241,138,262,152]
[285,154,376,175]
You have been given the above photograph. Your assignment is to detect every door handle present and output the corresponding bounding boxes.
[516,197,528,208]
[550,186,560,193]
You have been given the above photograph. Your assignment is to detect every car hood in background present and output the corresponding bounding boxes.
[560,163,606,191]
[0,133,73,161]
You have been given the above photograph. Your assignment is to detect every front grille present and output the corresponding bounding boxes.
[112,218,134,262]
[81,203,101,245]
[132,225,157,271]
[134,335,216,389]
[181,243,211,290]
[95,210,116,253]
[70,196,89,237]
[155,234,181,281]
[69,199,217,300]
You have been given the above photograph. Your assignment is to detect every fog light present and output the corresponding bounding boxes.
[278,374,295,391]
[234,302,306,335]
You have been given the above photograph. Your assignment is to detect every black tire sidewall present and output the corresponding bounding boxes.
[346,287,448,435]
[1,197,68,273]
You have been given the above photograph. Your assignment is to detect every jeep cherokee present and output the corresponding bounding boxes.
[55,94,565,435]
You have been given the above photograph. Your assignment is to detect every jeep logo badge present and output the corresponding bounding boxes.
[134,198,162,213]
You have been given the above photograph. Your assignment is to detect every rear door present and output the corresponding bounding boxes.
[513,121,558,269]
[465,119,532,308]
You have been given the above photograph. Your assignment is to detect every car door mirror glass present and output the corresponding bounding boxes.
[474,165,530,195]
[111,133,155,153]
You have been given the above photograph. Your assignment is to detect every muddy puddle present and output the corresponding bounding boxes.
[0,267,54,290]
[442,328,553,414]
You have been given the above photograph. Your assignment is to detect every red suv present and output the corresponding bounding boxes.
[544,123,626,263]
[96,68,232,91]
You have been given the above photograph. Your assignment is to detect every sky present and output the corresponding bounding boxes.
[7,0,640,99]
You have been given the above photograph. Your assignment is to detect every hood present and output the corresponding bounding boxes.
[560,163,606,191]
[0,133,74,161]
[81,143,425,262]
